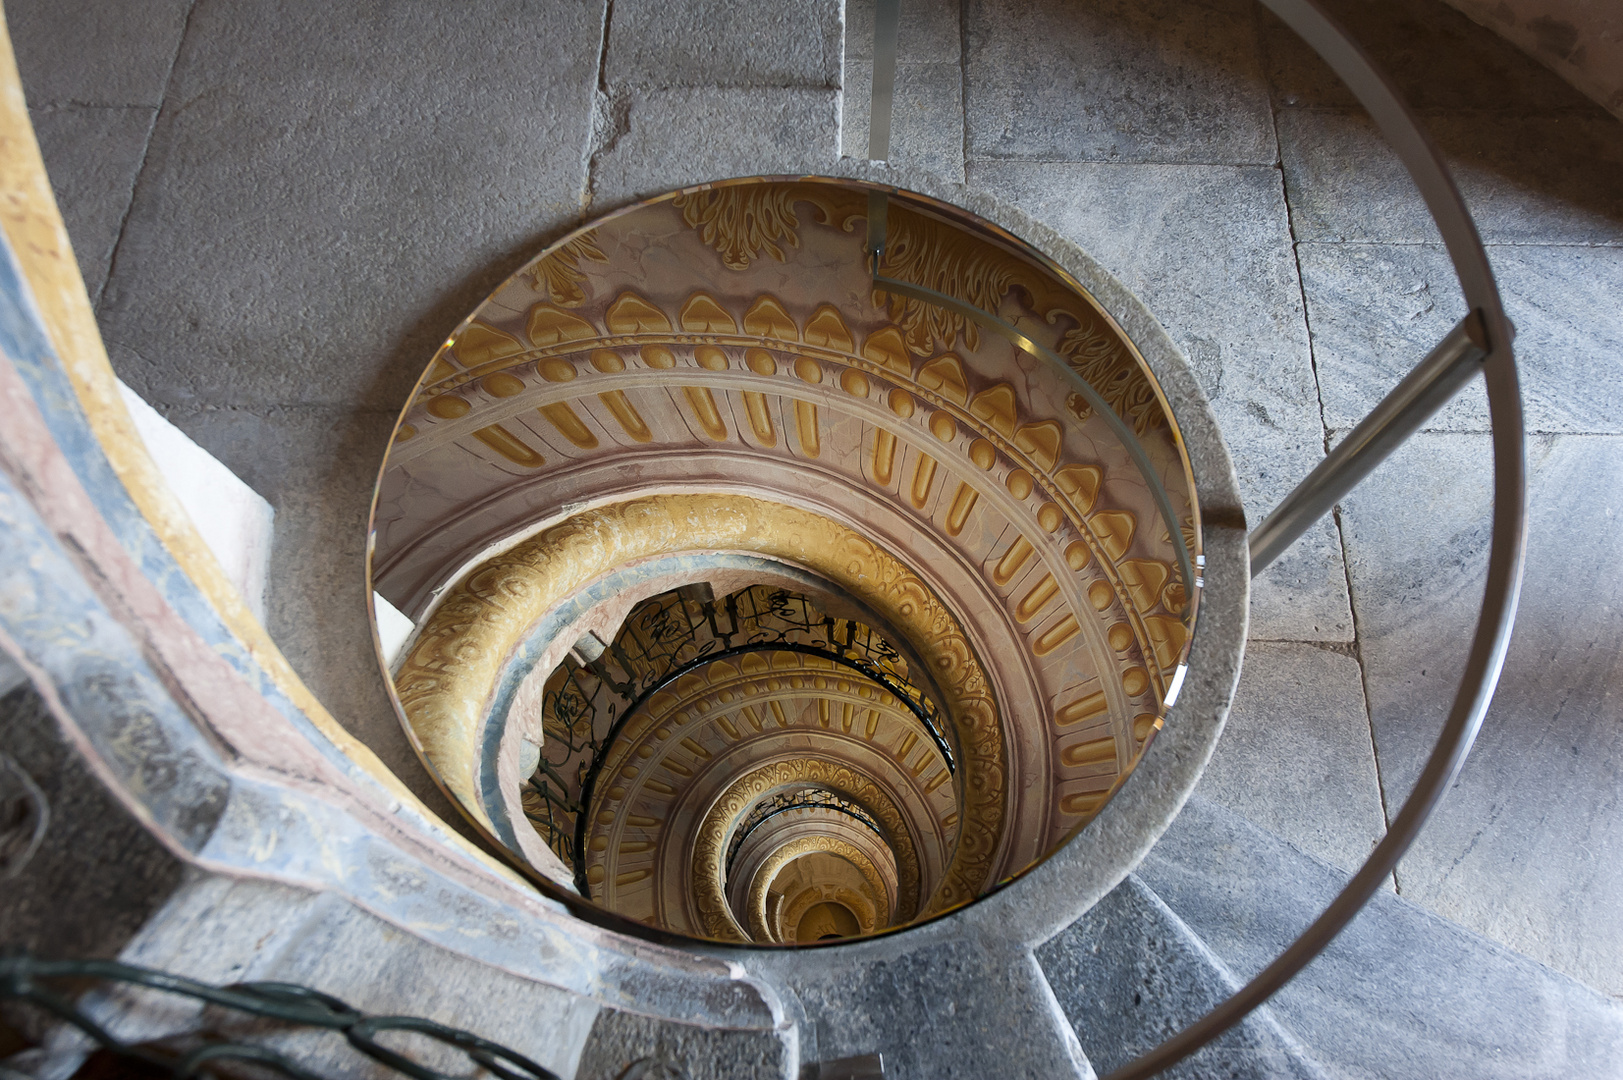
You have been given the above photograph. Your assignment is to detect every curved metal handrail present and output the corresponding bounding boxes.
[861,0,1526,1073]
[1095,1,1528,1074]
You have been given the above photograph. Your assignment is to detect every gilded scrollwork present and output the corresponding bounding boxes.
[689,757,921,942]
[671,183,865,270]
[526,233,608,307]
[394,493,1003,915]
[1058,322,1167,439]
[745,835,890,941]
[662,183,1172,449]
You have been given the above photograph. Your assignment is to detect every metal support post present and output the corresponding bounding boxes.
[1249,310,1493,575]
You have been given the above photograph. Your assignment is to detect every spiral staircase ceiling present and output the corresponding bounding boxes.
[369,177,1203,941]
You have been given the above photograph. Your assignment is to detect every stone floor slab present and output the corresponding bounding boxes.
[119,876,598,1080]
[6,0,191,108]
[1258,0,1597,114]
[845,0,962,64]
[841,61,965,181]
[28,104,154,303]
[964,0,1275,164]
[970,160,1353,640]
[1340,432,1623,996]
[1141,796,1623,1080]
[575,1010,788,1080]
[1,686,185,967]
[1197,642,1386,874]
[587,86,841,209]
[604,0,842,90]
[1299,241,1623,435]
[1278,108,1623,247]
[778,940,1091,1080]
[1039,874,1328,1080]
[96,0,605,414]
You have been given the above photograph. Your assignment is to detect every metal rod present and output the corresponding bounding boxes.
[873,273,1197,614]
[1097,0,1526,1073]
[868,0,900,161]
[1248,311,1489,575]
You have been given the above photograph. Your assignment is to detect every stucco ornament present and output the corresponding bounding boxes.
[394,493,1005,914]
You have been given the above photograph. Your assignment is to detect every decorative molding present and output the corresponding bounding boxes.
[394,494,1003,913]
[745,835,890,942]
[688,757,920,942]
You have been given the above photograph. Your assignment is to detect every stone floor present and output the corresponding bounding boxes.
[10,0,1622,1009]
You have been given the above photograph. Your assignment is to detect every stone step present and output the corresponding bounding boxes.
[1040,874,1330,1079]
[1137,795,1623,1080]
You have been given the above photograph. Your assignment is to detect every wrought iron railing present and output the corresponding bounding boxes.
[723,786,889,884]
[513,582,956,892]
[0,952,560,1080]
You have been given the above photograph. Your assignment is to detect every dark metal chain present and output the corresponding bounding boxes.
[0,952,561,1080]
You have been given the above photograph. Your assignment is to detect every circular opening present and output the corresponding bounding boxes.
[369,176,1202,944]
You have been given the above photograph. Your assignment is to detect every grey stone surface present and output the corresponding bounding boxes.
[15,0,1623,1069]
[1140,796,1623,1080]
[1469,244,1623,433]
[1197,642,1387,875]
[27,105,154,303]
[1039,875,1327,1080]
[963,0,1275,164]
[841,61,964,181]
[604,0,842,90]
[969,160,1353,641]
[845,0,962,63]
[116,875,600,1080]
[1278,108,1623,246]
[779,939,1091,1080]
[5,0,191,108]
[1340,432,1623,996]
[1299,241,1623,435]
[586,87,841,210]
[1439,0,1623,121]
[97,0,605,414]
[0,686,184,964]
[576,1009,789,1080]
[1258,0,1597,113]
[0,651,25,697]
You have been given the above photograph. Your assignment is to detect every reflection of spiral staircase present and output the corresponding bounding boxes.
[369,177,1208,950]
[6,1,1623,1079]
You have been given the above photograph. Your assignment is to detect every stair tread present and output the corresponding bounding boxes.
[1137,795,1623,1080]
[1039,874,1331,1080]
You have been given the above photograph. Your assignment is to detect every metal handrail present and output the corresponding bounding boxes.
[867,1,1525,1076]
